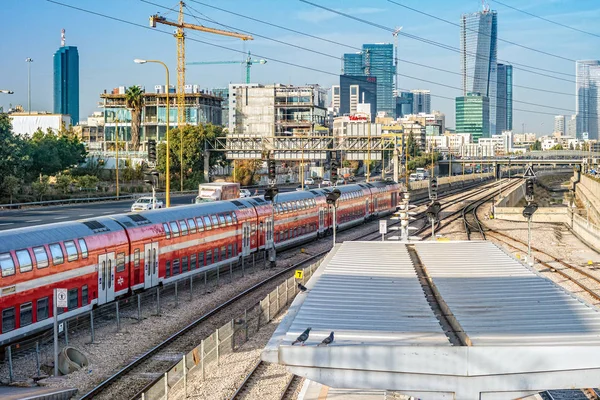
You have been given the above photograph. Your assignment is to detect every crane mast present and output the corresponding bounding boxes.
[149,1,253,128]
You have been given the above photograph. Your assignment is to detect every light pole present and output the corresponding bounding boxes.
[134,59,171,207]
[26,58,33,114]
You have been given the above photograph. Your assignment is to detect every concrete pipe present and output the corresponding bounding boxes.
[58,347,89,375]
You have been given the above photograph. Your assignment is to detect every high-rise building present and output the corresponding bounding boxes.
[343,53,363,76]
[455,93,490,143]
[567,114,577,137]
[576,60,600,140]
[411,90,431,114]
[339,75,377,121]
[554,115,566,135]
[461,7,497,136]
[53,29,79,124]
[395,92,413,118]
[212,88,229,127]
[496,64,512,133]
[343,44,395,117]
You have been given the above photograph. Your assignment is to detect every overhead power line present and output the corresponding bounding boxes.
[491,0,600,40]
[46,0,585,119]
[299,0,574,82]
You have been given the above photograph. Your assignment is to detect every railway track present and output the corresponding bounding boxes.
[462,197,487,240]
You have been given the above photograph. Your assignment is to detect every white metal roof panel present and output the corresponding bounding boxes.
[414,241,600,346]
[284,242,449,346]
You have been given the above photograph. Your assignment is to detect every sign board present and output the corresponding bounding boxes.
[523,165,536,178]
[58,323,64,334]
[294,270,304,279]
[56,288,68,308]
[379,220,387,234]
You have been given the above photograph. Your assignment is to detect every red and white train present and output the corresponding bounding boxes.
[0,181,400,346]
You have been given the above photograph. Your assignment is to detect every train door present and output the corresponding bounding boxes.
[242,222,251,256]
[391,192,397,208]
[365,199,370,217]
[318,207,325,234]
[374,197,378,213]
[97,252,116,305]
[144,242,159,289]
[265,218,274,249]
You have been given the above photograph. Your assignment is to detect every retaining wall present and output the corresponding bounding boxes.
[575,174,600,224]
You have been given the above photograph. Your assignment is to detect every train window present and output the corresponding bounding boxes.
[37,298,49,321]
[227,244,232,259]
[191,254,197,269]
[211,215,219,227]
[196,217,204,231]
[20,303,33,326]
[163,223,171,239]
[234,242,238,256]
[0,253,15,277]
[206,250,212,265]
[213,248,219,263]
[199,252,205,267]
[221,246,226,261]
[173,259,180,275]
[107,259,112,289]
[277,204,283,213]
[64,241,78,262]
[203,216,212,230]
[68,288,78,310]
[179,220,188,236]
[225,214,233,225]
[297,201,302,210]
[49,243,64,265]
[82,285,88,306]
[218,214,226,227]
[166,261,171,278]
[170,222,180,238]
[182,256,189,273]
[116,253,126,272]
[33,247,49,269]
[134,249,140,268]
[231,213,238,224]
[78,239,88,258]
[282,203,288,213]
[16,250,33,273]
[187,218,197,234]
[2,307,15,332]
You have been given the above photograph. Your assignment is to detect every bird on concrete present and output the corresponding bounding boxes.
[318,331,334,346]
[292,327,311,346]
[298,283,309,293]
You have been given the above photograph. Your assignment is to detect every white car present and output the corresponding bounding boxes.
[239,189,252,198]
[131,197,163,212]
[304,177,315,185]
[321,179,332,186]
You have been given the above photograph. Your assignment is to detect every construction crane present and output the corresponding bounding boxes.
[187,52,266,84]
[149,1,253,127]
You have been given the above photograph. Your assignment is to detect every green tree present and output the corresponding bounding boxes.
[2,175,21,203]
[76,175,99,190]
[55,174,73,194]
[32,175,50,201]
[530,140,542,151]
[407,132,420,157]
[550,144,563,151]
[156,124,227,189]
[126,85,144,151]
[0,113,30,193]
[234,160,262,186]
[28,126,87,179]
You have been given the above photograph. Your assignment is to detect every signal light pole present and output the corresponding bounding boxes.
[326,189,341,246]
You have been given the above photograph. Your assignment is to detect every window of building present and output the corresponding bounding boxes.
[170,221,180,237]
[163,223,171,239]
[0,253,15,277]
[116,253,126,272]
[33,247,49,269]
[37,298,49,321]
[49,244,64,265]
[64,241,78,262]
[134,249,140,268]
[2,307,15,332]
[82,285,88,306]
[15,250,32,273]
[68,288,78,310]
[187,218,197,234]
[78,239,88,258]
[179,220,188,236]
[20,302,33,326]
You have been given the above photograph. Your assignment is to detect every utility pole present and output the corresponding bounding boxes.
[26,58,33,114]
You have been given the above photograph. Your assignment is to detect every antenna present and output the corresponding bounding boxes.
[392,27,403,95]
[61,29,65,47]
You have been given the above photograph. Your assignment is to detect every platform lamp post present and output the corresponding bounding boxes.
[134,59,171,207]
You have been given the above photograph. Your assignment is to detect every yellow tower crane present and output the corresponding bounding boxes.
[150,1,253,128]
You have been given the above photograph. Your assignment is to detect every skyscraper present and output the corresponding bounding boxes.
[576,60,600,140]
[395,92,413,118]
[496,63,513,132]
[411,90,431,114]
[461,7,497,136]
[455,93,489,143]
[554,115,565,135]
[343,44,395,117]
[53,29,79,124]
[339,75,377,120]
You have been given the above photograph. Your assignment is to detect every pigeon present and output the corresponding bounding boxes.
[292,327,311,346]
[318,331,334,346]
[298,283,309,292]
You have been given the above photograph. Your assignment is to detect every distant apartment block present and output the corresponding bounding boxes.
[339,75,377,121]
[576,60,600,140]
[455,93,490,143]
[554,115,566,135]
[411,90,431,114]
[395,92,413,118]
[212,88,229,127]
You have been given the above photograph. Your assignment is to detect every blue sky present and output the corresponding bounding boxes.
[1,0,599,133]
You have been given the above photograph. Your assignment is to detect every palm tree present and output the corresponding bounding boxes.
[125,85,144,151]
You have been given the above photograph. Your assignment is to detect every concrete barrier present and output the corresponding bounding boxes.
[570,211,600,252]
[576,174,600,224]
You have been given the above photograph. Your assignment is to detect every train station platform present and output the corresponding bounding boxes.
[262,241,600,400]
[0,385,77,400]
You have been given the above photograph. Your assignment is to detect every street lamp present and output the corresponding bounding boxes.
[26,58,33,114]
[0,90,13,94]
[135,58,171,207]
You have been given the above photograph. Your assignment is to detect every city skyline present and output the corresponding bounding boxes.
[0,0,597,133]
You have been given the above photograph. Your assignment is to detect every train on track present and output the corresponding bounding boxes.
[0,181,400,347]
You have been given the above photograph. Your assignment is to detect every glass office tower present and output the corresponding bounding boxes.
[343,53,364,76]
[461,8,497,136]
[456,93,489,143]
[53,45,79,124]
[576,60,600,140]
[496,63,513,132]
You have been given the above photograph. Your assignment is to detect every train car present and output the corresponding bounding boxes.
[0,218,129,346]
[271,190,320,250]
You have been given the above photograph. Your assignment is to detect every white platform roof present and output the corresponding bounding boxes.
[263,241,600,400]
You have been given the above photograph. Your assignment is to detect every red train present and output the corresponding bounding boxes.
[0,181,400,346]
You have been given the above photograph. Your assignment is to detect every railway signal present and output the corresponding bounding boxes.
[331,160,339,184]
[429,177,438,200]
[525,178,535,202]
[264,186,279,202]
[268,160,276,183]
[147,139,157,163]
[426,201,441,239]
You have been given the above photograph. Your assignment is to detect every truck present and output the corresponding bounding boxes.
[131,196,163,212]
[195,182,240,203]
[416,168,430,180]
